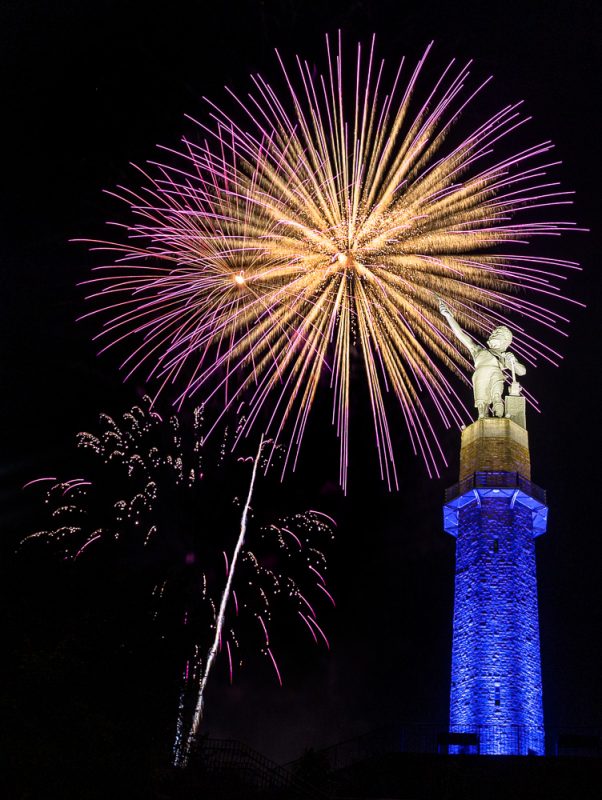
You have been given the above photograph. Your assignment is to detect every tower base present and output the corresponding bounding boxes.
[444,419,547,756]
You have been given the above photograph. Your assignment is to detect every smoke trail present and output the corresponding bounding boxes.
[174,434,264,767]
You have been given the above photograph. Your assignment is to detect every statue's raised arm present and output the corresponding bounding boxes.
[438,299,480,360]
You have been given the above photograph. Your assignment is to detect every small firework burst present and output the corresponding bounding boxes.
[23,397,335,764]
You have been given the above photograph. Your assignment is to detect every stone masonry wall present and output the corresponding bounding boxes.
[449,495,544,755]
[460,419,531,481]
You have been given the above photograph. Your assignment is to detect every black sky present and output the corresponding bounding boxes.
[2,0,601,793]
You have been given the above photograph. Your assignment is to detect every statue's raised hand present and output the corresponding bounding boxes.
[438,298,453,318]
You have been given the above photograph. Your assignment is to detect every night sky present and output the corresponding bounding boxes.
[2,0,601,794]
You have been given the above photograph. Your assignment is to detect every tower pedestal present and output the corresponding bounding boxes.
[444,417,547,755]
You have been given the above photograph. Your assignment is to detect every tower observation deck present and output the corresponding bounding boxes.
[443,410,547,755]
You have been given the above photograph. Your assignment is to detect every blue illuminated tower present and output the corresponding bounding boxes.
[444,402,547,755]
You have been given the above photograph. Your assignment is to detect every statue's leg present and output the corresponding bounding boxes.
[477,403,488,419]
[492,391,504,418]
[491,376,505,418]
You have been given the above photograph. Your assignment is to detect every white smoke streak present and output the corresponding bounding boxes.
[174,434,264,767]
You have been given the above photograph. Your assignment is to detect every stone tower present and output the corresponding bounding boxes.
[443,405,547,755]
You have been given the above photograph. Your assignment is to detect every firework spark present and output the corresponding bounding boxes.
[82,36,581,489]
[23,399,335,765]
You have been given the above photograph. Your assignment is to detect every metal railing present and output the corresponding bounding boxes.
[445,471,546,505]
[286,723,602,774]
[192,737,329,799]
[446,723,545,755]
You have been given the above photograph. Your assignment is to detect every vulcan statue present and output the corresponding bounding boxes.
[439,299,526,420]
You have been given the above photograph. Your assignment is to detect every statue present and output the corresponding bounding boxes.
[439,299,526,420]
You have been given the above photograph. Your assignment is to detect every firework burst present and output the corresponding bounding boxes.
[82,36,581,489]
[23,399,335,765]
